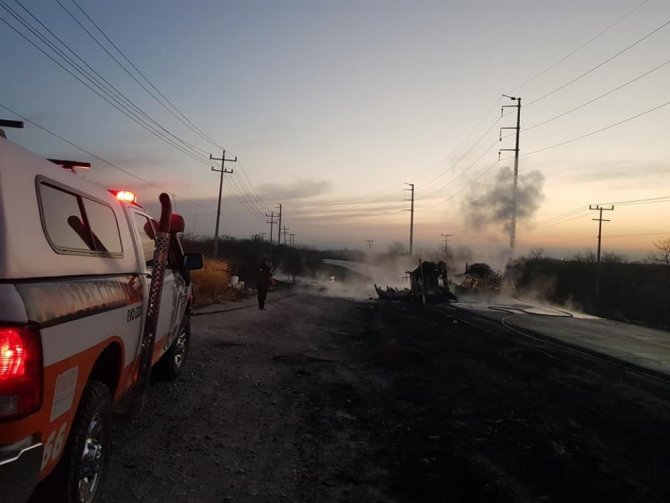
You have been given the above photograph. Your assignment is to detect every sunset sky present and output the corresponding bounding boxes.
[2,0,669,260]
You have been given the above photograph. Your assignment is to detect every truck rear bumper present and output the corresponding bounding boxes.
[0,439,43,503]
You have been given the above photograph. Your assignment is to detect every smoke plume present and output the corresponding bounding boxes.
[461,166,544,234]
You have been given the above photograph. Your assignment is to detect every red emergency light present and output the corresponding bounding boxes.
[108,190,138,204]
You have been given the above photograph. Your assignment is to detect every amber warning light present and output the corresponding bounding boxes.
[109,190,138,203]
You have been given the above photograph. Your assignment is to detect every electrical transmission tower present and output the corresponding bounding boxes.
[403,183,415,254]
[499,95,522,251]
[210,149,237,259]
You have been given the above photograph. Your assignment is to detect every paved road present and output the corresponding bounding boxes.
[453,298,670,378]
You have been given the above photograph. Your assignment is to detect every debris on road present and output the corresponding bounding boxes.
[374,260,456,303]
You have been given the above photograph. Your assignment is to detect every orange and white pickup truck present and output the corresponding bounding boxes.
[0,129,203,502]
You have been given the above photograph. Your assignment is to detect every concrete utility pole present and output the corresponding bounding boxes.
[500,95,522,251]
[366,239,374,251]
[281,225,290,245]
[266,211,277,244]
[210,149,237,259]
[441,233,453,258]
[276,204,283,247]
[403,183,415,255]
[590,204,614,298]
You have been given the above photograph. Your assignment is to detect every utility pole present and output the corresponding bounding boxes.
[441,233,453,259]
[289,233,295,247]
[366,239,374,251]
[282,225,290,245]
[210,149,237,259]
[265,211,277,244]
[403,183,415,255]
[276,204,283,247]
[499,95,522,251]
[590,204,614,298]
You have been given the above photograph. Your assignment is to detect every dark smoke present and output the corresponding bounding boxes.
[461,166,544,233]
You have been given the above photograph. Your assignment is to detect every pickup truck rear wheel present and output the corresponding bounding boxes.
[155,314,191,381]
[64,381,112,503]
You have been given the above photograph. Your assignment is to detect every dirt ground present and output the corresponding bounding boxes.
[100,286,670,502]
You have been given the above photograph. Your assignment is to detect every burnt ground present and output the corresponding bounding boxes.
[97,288,670,502]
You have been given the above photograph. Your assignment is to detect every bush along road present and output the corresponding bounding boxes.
[100,289,670,503]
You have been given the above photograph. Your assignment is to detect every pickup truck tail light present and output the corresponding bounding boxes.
[0,326,42,419]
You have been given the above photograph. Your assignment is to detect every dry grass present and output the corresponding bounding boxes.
[191,258,240,305]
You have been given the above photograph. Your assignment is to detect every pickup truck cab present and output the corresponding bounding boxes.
[0,134,202,502]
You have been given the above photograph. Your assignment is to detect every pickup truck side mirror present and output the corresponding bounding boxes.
[183,253,204,270]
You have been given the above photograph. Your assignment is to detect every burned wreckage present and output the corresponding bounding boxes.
[374,261,507,302]
[374,261,457,303]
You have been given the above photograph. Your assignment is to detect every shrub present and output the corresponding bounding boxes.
[191,258,237,305]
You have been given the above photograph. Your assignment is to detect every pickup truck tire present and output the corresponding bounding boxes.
[28,382,111,502]
[60,380,112,503]
[155,314,191,381]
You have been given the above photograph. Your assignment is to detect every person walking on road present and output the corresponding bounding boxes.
[256,258,274,309]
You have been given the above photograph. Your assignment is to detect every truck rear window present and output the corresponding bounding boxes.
[38,182,123,255]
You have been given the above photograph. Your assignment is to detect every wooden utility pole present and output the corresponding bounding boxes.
[265,211,277,244]
[500,95,522,251]
[289,233,295,247]
[403,183,415,254]
[282,225,290,245]
[441,233,453,259]
[276,204,283,247]
[590,204,614,298]
[366,239,374,251]
[210,149,237,259]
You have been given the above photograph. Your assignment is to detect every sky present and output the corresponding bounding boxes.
[1,0,669,260]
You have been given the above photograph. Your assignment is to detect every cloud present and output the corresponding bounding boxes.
[256,179,333,200]
[566,160,670,183]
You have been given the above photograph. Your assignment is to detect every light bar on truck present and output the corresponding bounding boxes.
[109,190,138,204]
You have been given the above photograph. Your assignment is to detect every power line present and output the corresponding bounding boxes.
[61,0,273,214]
[231,159,273,213]
[533,212,593,230]
[526,17,670,107]
[59,0,223,151]
[418,137,501,208]
[418,112,502,191]
[524,56,670,133]
[0,102,166,191]
[522,99,670,157]
[598,195,670,206]
[531,196,670,231]
[7,0,210,160]
[3,1,277,223]
[0,1,213,166]
[509,0,650,93]
[416,98,502,190]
